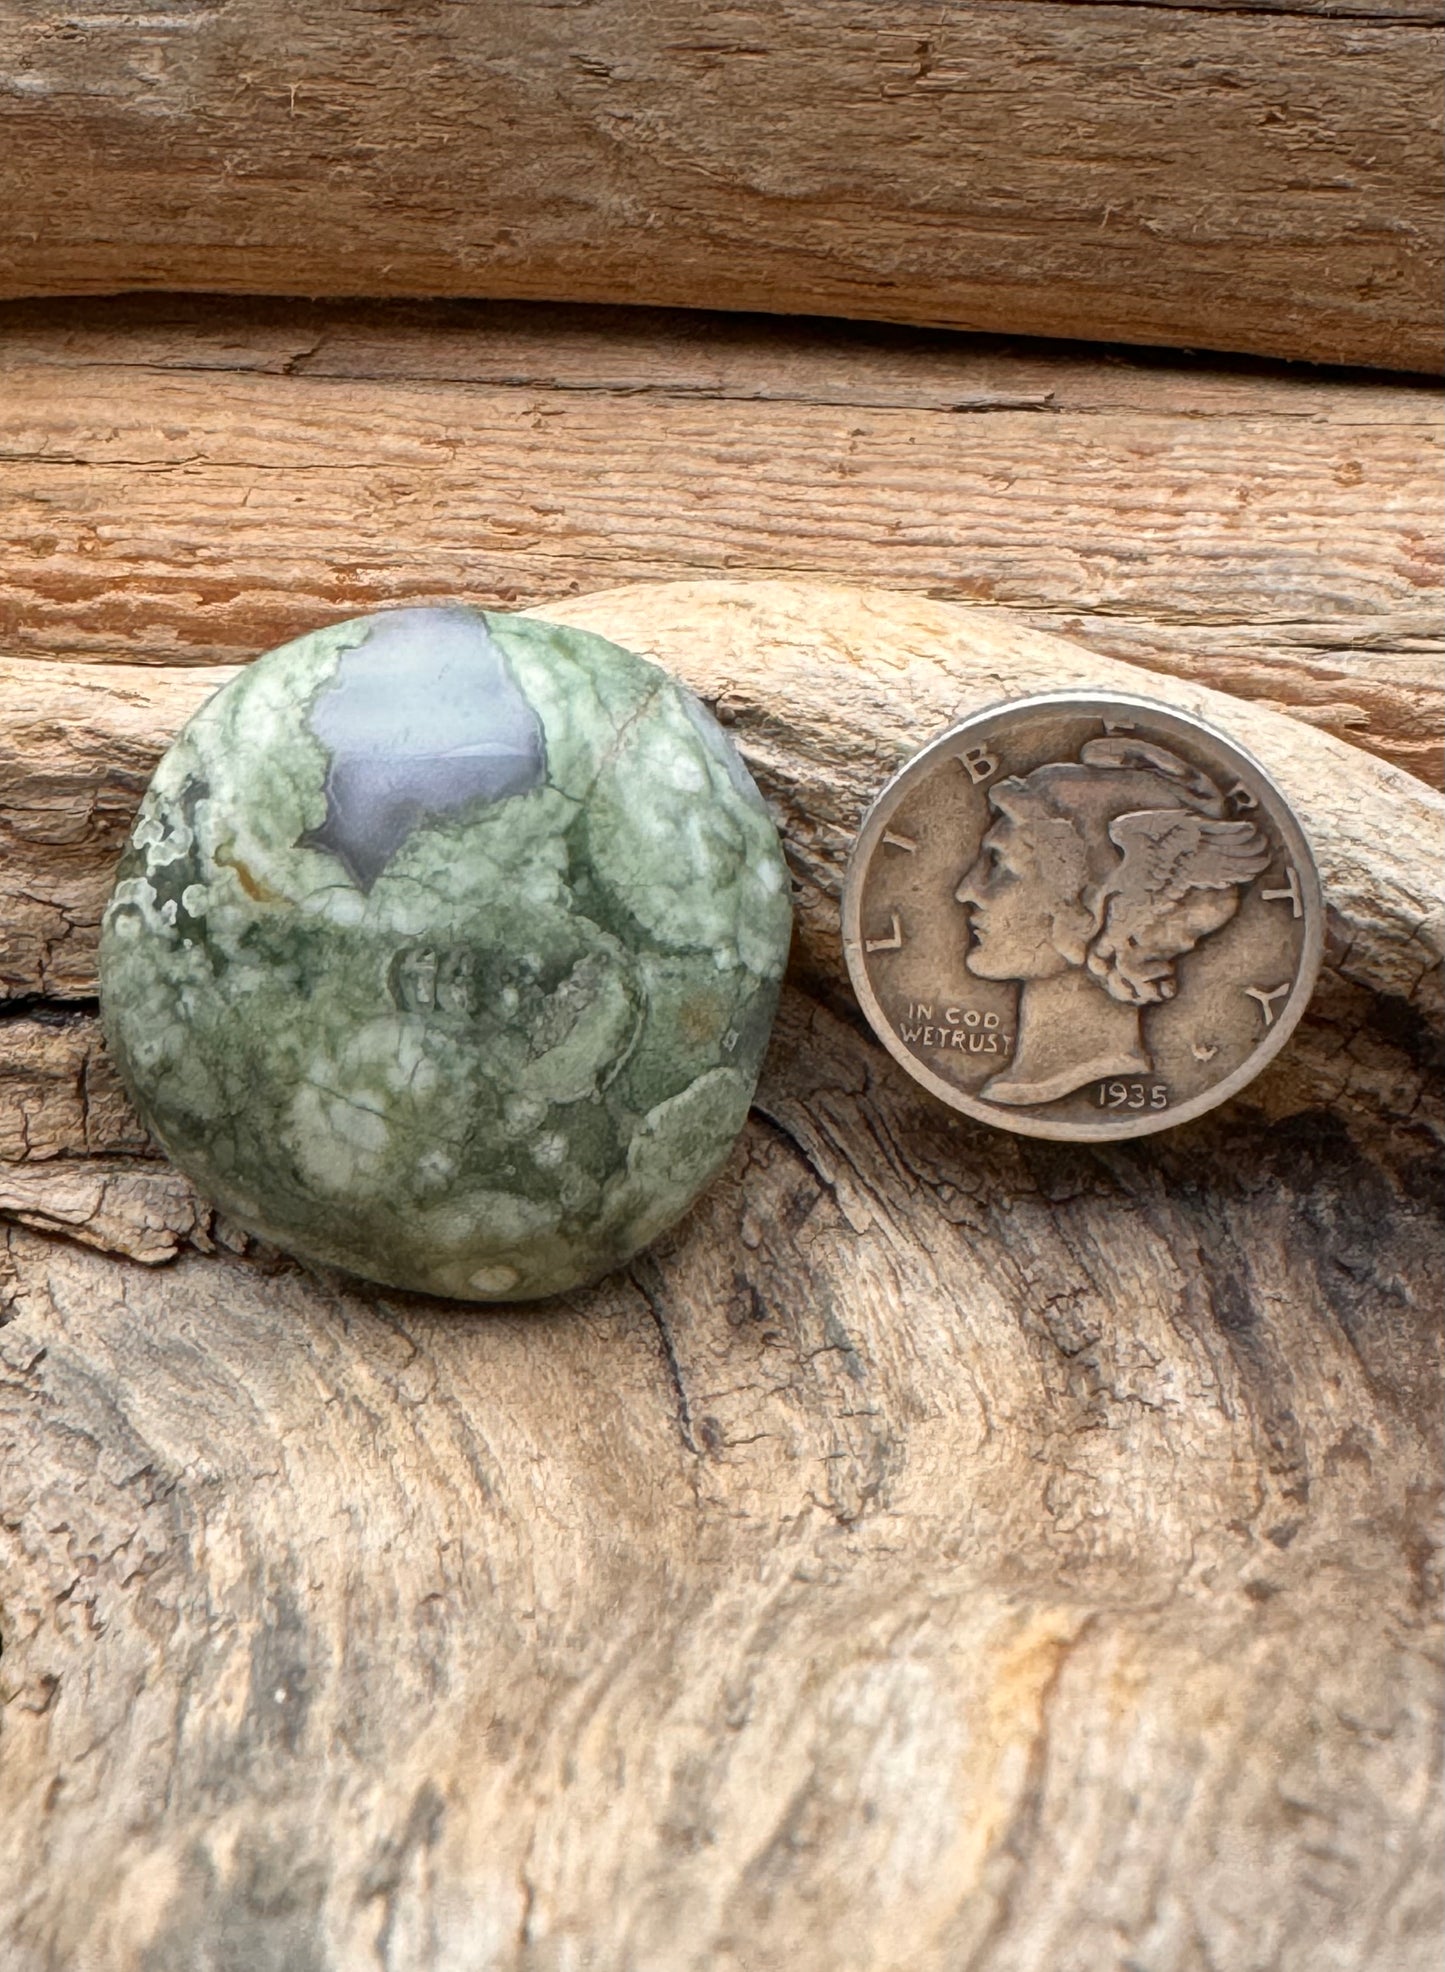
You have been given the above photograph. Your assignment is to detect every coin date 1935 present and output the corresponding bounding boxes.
[1097,1081,1168,1111]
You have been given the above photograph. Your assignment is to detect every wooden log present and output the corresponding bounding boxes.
[2,297,1440,786]
[0,2,1440,370]
[1,581,1440,1970]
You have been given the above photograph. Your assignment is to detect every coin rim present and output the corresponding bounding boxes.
[841,690,1326,1141]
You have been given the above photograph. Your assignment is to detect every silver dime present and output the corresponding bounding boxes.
[842,692,1324,1141]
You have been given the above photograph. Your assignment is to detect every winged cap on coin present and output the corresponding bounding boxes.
[954,736,1271,1106]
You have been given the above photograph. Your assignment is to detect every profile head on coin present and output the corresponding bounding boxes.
[843,693,1322,1140]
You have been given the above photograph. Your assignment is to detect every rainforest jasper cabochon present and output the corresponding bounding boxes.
[99,606,792,1301]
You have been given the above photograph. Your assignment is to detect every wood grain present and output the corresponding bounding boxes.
[1,580,1440,1971]
[0,1,1440,370]
[2,297,1440,786]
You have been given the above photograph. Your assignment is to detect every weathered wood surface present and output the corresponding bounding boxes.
[2,297,1440,787]
[1,580,1441,1972]
[0,1,1441,370]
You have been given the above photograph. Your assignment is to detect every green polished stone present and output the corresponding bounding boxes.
[99,607,792,1301]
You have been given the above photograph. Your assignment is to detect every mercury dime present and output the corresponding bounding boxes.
[842,692,1323,1141]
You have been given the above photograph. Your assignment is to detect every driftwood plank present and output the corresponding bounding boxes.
[0,583,1440,1971]
[0,2,1440,370]
[1,298,1440,785]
